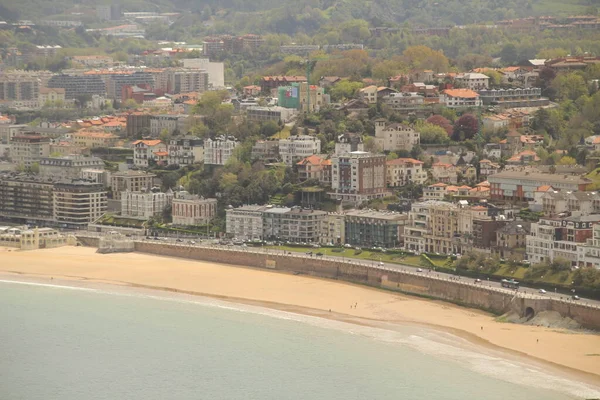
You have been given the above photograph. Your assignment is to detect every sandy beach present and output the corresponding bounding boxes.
[2,246,600,383]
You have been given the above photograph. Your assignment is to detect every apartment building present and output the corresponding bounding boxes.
[492,222,529,261]
[225,205,268,241]
[171,192,217,226]
[527,215,600,265]
[47,74,107,99]
[73,131,118,149]
[374,119,420,152]
[167,137,204,166]
[330,151,388,204]
[246,106,297,123]
[344,209,407,248]
[39,155,105,180]
[106,71,155,100]
[0,175,55,222]
[404,201,488,254]
[381,92,426,113]
[278,135,321,166]
[454,73,490,90]
[0,174,107,228]
[440,89,482,108]
[478,88,549,108]
[320,213,345,245]
[577,224,600,269]
[251,140,279,161]
[133,139,167,167]
[9,133,50,167]
[488,171,590,201]
[164,69,208,94]
[121,189,167,218]
[126,113,151,138]
[182,59,225,88]
[359,85,378,104]
[204,136,238,166]
[535,190,600,217]
[0,70,42,102]
[262,207,327,243]
[53,181,107,228]
[0,124,27,144]
[110,171,156,200]
[149,114,190,136]
[386,158,426,187]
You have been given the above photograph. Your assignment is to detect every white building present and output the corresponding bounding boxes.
[225,204,268,240]
[455,73,490,90]
[133,139,167,167]
[440,89,482,108]
[203,136,238,166]
[278,135,321,166]
[121,189,167,218]
[172,192,217,226]
[373,119,420,152]
[39,155,105,180]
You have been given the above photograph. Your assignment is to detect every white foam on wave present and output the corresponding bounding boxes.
[3,277,600,399]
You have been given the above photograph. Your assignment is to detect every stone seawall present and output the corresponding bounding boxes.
[88,240,600,330]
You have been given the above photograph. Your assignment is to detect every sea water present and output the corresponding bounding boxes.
[1,279,599,400]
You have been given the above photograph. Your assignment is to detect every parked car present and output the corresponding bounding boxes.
[538,289,547,294]
[416,268,423,272]
[572,295,580,300]
[316,252,324,257]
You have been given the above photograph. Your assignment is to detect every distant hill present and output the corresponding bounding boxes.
[0,0,594,31]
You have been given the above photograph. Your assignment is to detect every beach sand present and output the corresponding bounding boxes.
[2,246,600,382]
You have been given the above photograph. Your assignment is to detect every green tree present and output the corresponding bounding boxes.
[329,80,364,101]
[416,122,450,144]
[552,72,588,101]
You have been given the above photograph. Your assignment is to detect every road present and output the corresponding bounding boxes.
[86,233,600,308]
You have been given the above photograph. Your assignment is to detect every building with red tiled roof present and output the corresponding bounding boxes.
[431,162,458,184]
[440,89,482,108]
[296,154,332,185]
[133,139,166,167]
[386,158,427,187]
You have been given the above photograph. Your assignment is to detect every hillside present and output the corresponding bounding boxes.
[0,0,594,30]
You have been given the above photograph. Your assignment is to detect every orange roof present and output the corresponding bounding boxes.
[443,89,479,99]
[470,186,490,193]
[479,159,491,164]
[446,185,459,192]
[476,181,490,187]
[133,139,162,146]
[471,205,488,210]
[536,185,553,192]
[429,182,448,188]
[75,132,116,138]
[154,151,169,156]
[458,185,472,189]
[499,139,507,144]
[386,158,424,166]
[432,162,453,168]
[503,66,521,72]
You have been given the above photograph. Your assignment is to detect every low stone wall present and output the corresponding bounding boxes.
[91,241,600,331]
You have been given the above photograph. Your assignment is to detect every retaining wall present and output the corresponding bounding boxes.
[80,239,600,330]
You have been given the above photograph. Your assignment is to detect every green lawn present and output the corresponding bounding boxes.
[264,245,448,268]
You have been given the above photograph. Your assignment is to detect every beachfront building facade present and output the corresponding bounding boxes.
[53,181,107,228]
[262,207,327,243]
[171,193,217,226]
[121,189,167,218]
[344,209,407,248]
[225,205,268,241]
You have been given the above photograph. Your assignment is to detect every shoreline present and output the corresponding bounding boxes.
[2,246,600,390]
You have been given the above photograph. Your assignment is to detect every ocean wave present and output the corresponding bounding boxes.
[2,278,599,399]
